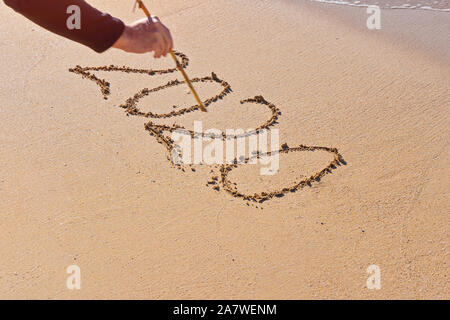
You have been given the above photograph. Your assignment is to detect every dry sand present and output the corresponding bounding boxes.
[0,0,448,299]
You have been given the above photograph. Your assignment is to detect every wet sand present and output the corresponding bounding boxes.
[0,0,448,299]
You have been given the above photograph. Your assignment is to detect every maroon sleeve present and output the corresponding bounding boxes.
[3,0,125,53]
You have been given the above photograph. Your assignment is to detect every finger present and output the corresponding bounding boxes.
[150,22,168,56]
[151,17,172,53]
[158,24,173,56]
[153,34,164,58]
[161,31,170,56]
[145,19,164,56]
[152,41,161,58]
[167,29,174,51]
[149,15,160,24]
[154,46,162,58]
[162,26,173,53]
[146,17,170,57]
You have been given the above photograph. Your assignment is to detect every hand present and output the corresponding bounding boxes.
[113,16,173,58]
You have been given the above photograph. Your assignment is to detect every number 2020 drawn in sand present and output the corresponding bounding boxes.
[69,51,346,205]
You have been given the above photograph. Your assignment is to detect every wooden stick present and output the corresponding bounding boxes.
[135,0,207,112]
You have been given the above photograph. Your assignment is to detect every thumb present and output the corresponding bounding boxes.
[149,15,160,24]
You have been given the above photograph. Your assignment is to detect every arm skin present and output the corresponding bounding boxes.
[3,0,173,56]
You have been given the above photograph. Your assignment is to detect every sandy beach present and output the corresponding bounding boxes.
[0,0,448,299]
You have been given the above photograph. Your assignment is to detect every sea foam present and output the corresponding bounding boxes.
[308,0,450,11]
